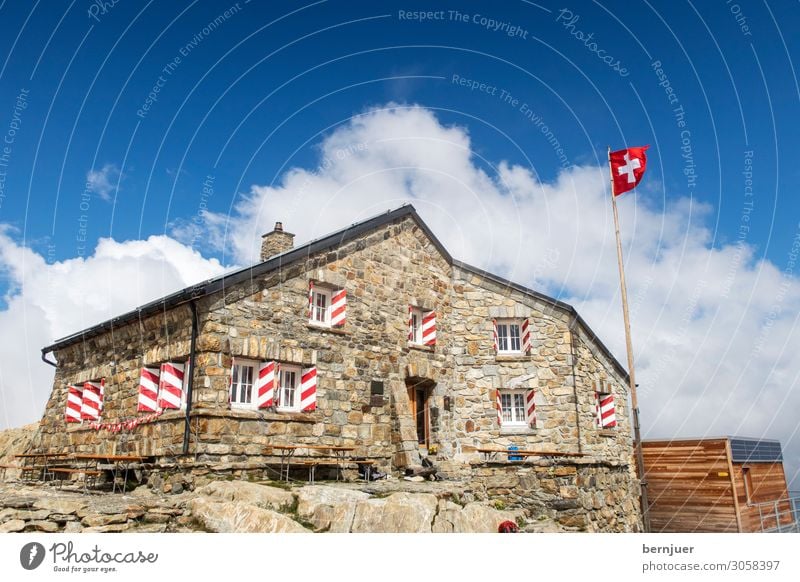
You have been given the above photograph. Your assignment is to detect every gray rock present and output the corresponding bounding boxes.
[25,520,59,533]
[64,521,82,533]
[351,492,438,533]
[196,481,295,512]
[296,485,370,532]
[0,519,25,532]
[188,498,309,533]
[81,513,128,527]
[83,523,130,533]
[2,496,35,509]
[432,500,522,533]
[33,497,87,514]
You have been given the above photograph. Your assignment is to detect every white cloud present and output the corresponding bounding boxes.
[0,227,226,429]
[205,104,800,487]
[2,104,799,488]
[86,163,121,201]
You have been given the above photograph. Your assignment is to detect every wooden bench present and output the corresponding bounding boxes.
[49,468,102,492]
[0,463,21,480]
[291,459,341,483]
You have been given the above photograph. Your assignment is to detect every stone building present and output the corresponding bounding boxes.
[36,205,642,531]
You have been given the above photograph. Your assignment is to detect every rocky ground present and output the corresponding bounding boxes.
[0,477,565,533]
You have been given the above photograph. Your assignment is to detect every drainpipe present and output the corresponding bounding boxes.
[182,301,199,455]
[41,350,58,368]
[568,317,582,454]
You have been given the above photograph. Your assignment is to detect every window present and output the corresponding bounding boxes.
[278,365,302,411]
[596,391,617,428]
[309,282,346,327]
[498,389,535,428]
[742,467,754,504]
[310,287,331,325]
[496,320,522,353]
[409,306,423,343]
[231,360,256,408]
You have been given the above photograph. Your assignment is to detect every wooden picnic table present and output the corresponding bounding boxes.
[14,452,69,481]
[267,444,355,482]
[476,447,585,462]
[72,454,150,492]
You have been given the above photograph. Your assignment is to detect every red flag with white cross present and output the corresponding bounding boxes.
[609,146,649,196]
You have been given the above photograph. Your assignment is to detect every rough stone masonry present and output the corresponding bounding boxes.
[32,206,642,532]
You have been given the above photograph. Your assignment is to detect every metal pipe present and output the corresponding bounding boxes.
[41,349,57,368]
[182,301,199,455]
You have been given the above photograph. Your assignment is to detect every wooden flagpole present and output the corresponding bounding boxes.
[608,146,651,532]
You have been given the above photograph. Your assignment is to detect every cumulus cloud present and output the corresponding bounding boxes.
[205,105,800,486]
[2,104,798,487]
[86,163,121,201]
[0,227,226,429]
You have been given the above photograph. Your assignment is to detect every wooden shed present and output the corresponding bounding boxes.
[643,437,794,532]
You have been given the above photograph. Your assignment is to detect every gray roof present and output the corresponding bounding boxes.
[42,204,629,380]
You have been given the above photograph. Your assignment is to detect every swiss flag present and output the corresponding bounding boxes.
[610,146,649,196]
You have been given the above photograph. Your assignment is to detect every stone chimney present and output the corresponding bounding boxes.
[260,222,295,261]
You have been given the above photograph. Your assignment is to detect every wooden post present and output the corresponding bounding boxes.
[608,146,651,532]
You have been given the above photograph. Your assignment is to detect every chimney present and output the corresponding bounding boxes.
[260,222,295,261]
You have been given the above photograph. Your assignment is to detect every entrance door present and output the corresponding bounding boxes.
[407,378,433,449]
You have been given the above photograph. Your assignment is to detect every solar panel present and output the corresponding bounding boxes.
[729,438,783,463]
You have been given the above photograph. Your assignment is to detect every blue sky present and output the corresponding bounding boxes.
[1,1,800,488]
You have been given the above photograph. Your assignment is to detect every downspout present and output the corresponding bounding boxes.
[182,301,199,455]
[568,317,582,454]
[41,349,58,368]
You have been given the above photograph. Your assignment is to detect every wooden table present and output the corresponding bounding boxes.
[14,452,68,481]
[267,445,355,482]
[476,447,585,462]
[73,454,150,493]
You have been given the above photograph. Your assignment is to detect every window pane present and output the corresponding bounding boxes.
[314,292,327,322]
[501,393,512,423]
[412,313,420,342]
[513,393,525,423]
[281,370,296,408]
[510,324,521,352]
[498,324,508,351]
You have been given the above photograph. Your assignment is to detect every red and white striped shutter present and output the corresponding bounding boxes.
[495,389,503,427]
[65,385,83,423]
[521,319,531,354]
[492,319,499,353]
[300,366,317,412]
[307,280,314,320]
[256,361,276,408]
[137,367,160,412]
[80,381,103,421]
[599,393,617,428]
[331,289,346,327]
[157,362,185,410]
[408,305,413,341]
[525,390,537,428]
[422,311,436,346]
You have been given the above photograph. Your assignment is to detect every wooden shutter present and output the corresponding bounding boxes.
[300,366,317,412]
[137,367,160,412]
[256,361,277,408]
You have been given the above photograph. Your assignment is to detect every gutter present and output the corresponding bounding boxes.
[182,300,199,455]
[41,350,57,368]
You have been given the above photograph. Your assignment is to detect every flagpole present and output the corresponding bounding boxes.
[608,146,651,533]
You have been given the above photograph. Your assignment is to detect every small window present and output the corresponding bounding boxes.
[409,306,423,344]
[231,360,257,408]
[309,283,346,327]
[496,319,522,353]
[499,390,527,425]
[310,287,331,325]
[278,364,302,411]
[743,467,754,504]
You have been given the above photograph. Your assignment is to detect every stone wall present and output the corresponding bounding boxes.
[34,213,641,530]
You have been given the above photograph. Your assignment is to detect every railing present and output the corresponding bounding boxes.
[755,497,800,532]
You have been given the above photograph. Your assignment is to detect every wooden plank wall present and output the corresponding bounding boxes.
[643,439,739,532]
[731,462,792,532]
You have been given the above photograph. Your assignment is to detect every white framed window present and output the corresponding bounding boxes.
[277,364,302,411]
[310,286,331,325]
[500,390,527,426]
[496,319,522,353]
[230,359,257,408]
[409,306,423,344]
